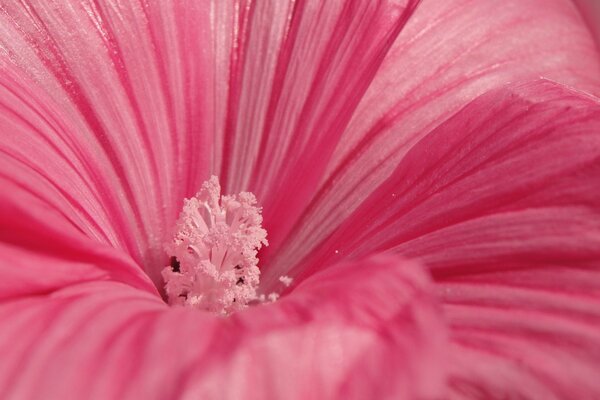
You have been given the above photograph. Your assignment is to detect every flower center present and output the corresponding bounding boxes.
[162,176,268,315]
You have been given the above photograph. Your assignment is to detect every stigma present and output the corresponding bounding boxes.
[162,176,268,315]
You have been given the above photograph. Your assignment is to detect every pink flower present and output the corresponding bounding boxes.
[1,0,599,398]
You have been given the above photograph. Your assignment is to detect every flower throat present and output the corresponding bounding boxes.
[162,176,268,315]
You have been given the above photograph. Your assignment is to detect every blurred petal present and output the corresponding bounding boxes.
[574,0,600,50]
[264,0,600,281]
[288,79,600,398]
[0,254,447,400]
[439,266,600,399]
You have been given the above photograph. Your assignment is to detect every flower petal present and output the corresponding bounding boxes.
[439,265,600,399]
[263,0,600,281]
[296,79,600,272]
[0,1,241,284]
[286,79,600,398]
[216,0,420,256]
[574,0,600,49]
[0,0,421,286]
[0,254,446,400]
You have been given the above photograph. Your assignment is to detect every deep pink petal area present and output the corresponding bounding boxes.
[0,254,447,400]
[289,80,600,398]
[264,0,600,279]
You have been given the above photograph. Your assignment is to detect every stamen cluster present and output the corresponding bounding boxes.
[162,176,268,315]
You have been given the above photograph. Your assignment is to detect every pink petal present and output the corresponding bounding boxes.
[439,267,600,398]
[218,0,420,256]
[0,254,446,400]
[263,0,600,282]
[289,79,600,397]
[0,1,242,285]
[0,73,163,293]
[2,3,599,397]
[574,0,600,48]
[0,0,420,285]
[297,79,600,272]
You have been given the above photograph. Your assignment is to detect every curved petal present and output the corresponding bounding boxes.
[294,79,600,274]
[263,0,600,280]
[0,0,238,285]
[0,254,447,400]
[0,78,154,294]
[284,79,600,398]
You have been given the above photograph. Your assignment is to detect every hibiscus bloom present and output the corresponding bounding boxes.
[1,0,600,399]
